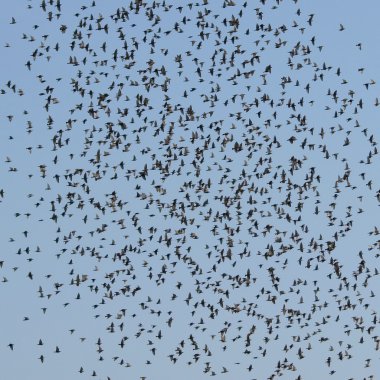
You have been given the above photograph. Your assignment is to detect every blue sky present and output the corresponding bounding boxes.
[1,1,380,379]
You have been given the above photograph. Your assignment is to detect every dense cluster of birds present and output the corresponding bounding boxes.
[1,0,380,379]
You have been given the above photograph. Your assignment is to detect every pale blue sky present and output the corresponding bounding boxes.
[1,1,380,379]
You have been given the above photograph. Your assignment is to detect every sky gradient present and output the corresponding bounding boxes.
[1,1,380,379]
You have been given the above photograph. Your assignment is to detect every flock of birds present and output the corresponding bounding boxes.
[1,0,380,379]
